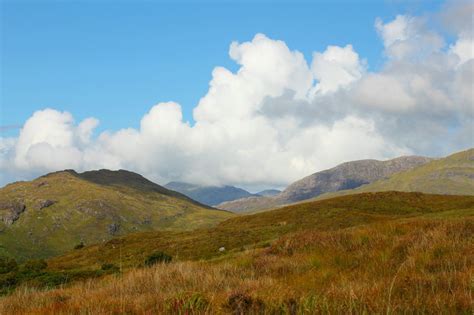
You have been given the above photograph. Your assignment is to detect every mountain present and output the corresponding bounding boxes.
[256,189,281,196]
[317,148,474,200]
[218,155,432,212]
[164,181,254,206]
[0,170,233,261]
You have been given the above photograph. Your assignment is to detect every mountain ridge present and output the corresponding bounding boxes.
[314,148,474,200]
[218,155,433,212]
[164,181,255,206]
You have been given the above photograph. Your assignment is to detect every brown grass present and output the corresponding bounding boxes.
[1,217,472,314]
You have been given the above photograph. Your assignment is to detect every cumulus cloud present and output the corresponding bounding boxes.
[1,3,473,189]
[310,44,365,95]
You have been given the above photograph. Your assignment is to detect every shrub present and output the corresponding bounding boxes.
[144,251,172,266]
[101,263,120,273]
[21,259,47,273]
[0,272,17,288]
[74,242,85,250]
[224,292,265,314]
[0,257,17,274]
[34,272,69,288]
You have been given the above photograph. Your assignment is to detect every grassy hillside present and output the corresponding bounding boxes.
[318,148,474,200]
[1,192,473,314]
[0,170,233,261]
[47,192,474,271]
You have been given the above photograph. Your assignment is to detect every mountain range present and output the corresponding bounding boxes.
[218,154,434,212]
[164,182,280,206]
[0,148,472,261]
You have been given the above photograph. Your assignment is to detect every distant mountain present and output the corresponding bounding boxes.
[256,189,281,197]
[164,182,254,206]
[0,170,233,260]
[318,148,474,200]
[218,155,432,212]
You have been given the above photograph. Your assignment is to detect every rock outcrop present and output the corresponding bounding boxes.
[0,201,26,225]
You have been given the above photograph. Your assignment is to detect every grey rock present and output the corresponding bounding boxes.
[0,201,26,225]
[108,223,120,235]
[38,199,55,210]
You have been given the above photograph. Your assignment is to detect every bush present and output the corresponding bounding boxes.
[74,242,85,250]
[0,257,17,274]
[144,251,172,266]
[101,263,120,273]
[20,259,48,277]
[21,259,47,273]
[34,272,69,288]
[0,272,17,288]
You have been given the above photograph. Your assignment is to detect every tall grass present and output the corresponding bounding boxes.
[0,218,472,314]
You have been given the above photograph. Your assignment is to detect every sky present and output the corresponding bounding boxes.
[0,0,473,191]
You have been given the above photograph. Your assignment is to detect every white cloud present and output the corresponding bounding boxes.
[310,44,365,95]
[1,5,473,189]
[194,33,313,123]
[375,15,444,60]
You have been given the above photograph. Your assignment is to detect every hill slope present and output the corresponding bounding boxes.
[4,216,472,314]
[318,148,474,200]
[1,191,473,314]
[0,170,233,261]
[164,181,254,206]
[47,191,474,271]
[256,189,281,196]
[218,155,432,212]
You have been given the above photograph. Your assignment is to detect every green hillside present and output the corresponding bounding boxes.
[0,170,233,261]
[48,191,474,271]
[317,148,474,200]
[1,191,473,314]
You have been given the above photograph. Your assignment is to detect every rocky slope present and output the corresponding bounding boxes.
[218,155,432,212]
[256,189,281,197]
[0,170,233,260]
[317,148,474,200]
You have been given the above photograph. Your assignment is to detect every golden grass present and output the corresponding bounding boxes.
[1,217,472,314]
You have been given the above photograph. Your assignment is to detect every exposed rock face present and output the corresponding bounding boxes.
[218,155,432,212]
[38,199,55,210]
[278,156,433,203]
[108,223,120,235]
[0,201,26,225]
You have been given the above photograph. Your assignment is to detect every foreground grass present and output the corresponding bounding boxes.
[0,217,472,314]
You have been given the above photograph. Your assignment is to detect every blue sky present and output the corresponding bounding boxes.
[2,0,470,189]
[1,0,444,136]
